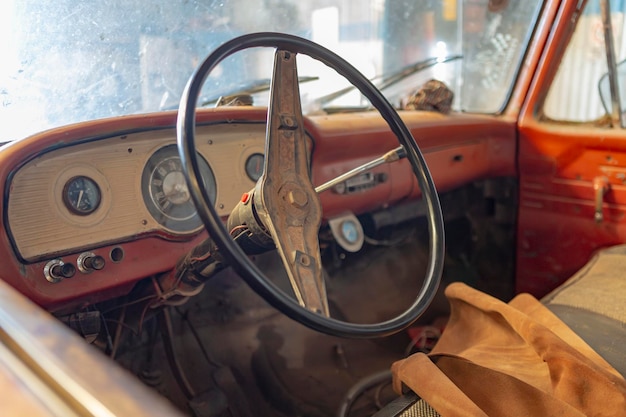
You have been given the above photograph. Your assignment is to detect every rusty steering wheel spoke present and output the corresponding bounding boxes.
[254,49,329,316]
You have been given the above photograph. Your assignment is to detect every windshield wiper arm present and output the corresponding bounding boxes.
[199,76,319,107]
[314,55,462,107]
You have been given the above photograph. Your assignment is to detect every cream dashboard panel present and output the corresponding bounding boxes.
[7,122,265,262]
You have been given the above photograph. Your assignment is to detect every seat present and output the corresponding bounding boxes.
[376,244,626,417]
[542,244,626,377]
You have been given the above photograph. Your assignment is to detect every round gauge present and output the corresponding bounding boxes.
[245,153,264,182]
[329,214,364,253]
[341,219,360,244]
[141,145,216,233]
[63,176,101,215]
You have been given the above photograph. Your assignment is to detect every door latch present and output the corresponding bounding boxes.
[593,176,610,223]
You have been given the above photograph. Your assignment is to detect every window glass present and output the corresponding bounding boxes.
[1,0,542,142]
[544,0,626,122]
[460,0,543,113]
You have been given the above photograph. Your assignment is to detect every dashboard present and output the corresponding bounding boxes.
[0,107,516,312]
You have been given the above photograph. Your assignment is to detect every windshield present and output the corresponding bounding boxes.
[1,0,542,142]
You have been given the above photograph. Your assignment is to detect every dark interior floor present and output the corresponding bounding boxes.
[104,179,518,416]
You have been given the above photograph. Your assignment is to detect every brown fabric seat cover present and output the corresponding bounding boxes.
[391,283,626,417]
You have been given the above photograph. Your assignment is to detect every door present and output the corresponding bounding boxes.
[517,0,626,297]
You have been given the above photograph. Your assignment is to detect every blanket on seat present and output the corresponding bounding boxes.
[391,282,626,417]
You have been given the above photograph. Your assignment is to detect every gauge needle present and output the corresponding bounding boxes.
[77,190,84,208]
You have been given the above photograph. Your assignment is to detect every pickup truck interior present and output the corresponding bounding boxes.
[0,0,625,416]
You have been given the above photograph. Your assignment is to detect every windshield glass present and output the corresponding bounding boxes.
[1,0,542,142]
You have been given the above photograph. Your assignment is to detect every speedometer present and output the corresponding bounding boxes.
[141,145,216,233]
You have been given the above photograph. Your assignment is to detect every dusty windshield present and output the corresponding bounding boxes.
[0,0,542,142]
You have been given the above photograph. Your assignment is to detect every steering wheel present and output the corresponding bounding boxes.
[177,32,444,338]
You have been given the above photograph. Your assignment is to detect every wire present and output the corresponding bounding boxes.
[103,318,139,336]
[158,308,197,399]
[99,311,114,354]
[137,299,152,333]
[373,378,393,410]
[229,224,249,237]
[174,307,224,368]
[363,228,416,247]
[109,304,127,359]
[100,294,158,315]
[336,370,392,417]
[404,326,441,357]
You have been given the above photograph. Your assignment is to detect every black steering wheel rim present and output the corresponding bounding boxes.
[177,32,445,338]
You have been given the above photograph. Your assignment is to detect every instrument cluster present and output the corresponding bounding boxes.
[6,122,266,263]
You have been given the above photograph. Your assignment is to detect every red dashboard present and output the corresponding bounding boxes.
[0,107,516,312]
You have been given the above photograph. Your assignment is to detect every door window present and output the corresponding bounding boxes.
[544,0,626,123]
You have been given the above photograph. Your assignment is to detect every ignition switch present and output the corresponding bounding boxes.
[44,259,76,283]
[77,252,106,273]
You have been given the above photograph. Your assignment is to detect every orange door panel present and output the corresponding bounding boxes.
[518,121,626,297]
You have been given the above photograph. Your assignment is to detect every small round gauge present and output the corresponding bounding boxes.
[341,219,360,244]
[329,214,364,253]
[245,153,264,182]
[141,145,216,233]
[63,176,101,215]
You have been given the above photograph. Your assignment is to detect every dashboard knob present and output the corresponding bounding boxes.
[54,263,76,278]
[44,259,76,283]
[77,252,106,273]
[85,255,105,270]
